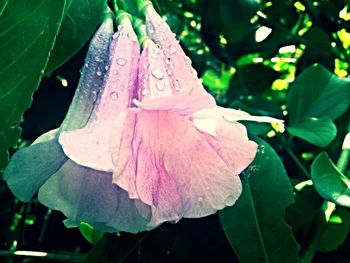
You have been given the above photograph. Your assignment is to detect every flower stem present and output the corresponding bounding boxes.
[113,0,119,12]
[280,135,311,178]
[135,0,152,15]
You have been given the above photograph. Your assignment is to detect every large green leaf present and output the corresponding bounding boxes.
[285,186,323,233]
[45,0,106,73]
[219,138,300,263]
[0,0,66,169]
[311,152,350,207]
[287,64,350,124]
[287,117,337,147]
[0,0,8,17]
[317,207,350,252]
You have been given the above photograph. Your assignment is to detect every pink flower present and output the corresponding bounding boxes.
[60,5,283,228]
[4,14,153,233]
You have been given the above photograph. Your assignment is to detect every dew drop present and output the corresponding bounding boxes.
[142,89,149,96]
[156,82,165,91]
[165,57,171,65]
[96,70,102,76]
[110,92,118,100]
[169,45,176,54]
[112,34,118,40]
[166,69,172,75]
[84,63,89,68]
[174,80,181,91]
[185,56,192,65]
[127,32,137,41]
[95,56,103,62]
[104,65,109,71]
[117,25,123,31]
[151,68,164,80]
[116,58,127,66]
[92,90,98,101]
[148,24,155,34]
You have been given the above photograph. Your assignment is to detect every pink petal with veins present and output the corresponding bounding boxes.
[59,17,140,172]
[111,110,243,226]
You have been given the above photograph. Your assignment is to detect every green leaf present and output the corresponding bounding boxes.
[79,222,104,244]
[311,152,350,207]
[0,0,66,170]
[287,64,350,124]
[45,0,106,73]
[318,207,350,252]
[0,0,8,17]
[206,0,262,44]
[285,186,323,233]
[219,138,300,263]
[287,117,337,147]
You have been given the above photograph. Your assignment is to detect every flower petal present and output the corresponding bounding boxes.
[191,112,258,174]
[60,15,114,132]
[143,3,210,99]
[59,18,140,172]
[134,87,216,115]
[3,130,67,202]
[38,160,151,233]
[138,40,174,100]
[193,107,284,124]
[111,110,242,223]
[59,125,114,172]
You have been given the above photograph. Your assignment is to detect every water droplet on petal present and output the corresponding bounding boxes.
[84,63,89,68]
[117,25,123,31]
[165,57,171,65]
[169,45,176,54]
[185,56,192,65]
[112,34,118,40]
[105,66,109,71]
[110,92,118,100]
[174,80,181,91]
[96,70,102,76]
[116,58,127,66]
[151,68,164,80]
[166,69,172,75]
[156,82,165,91]
[92,90,98,101]
[95,56,103,62]
[142,89,149,96]
[148,24,155,34]
[127,32,137,42]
